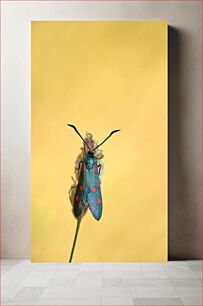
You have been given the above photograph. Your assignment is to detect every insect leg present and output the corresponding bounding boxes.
[97,164,101,175]
[75,160,83,171]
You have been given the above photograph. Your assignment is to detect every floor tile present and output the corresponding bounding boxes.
[47,277,76,288]
[0,260,24,265]
[1,287,22,298]
[54,270,79,278]
[81,263,102,272]
[186,260,202,266]
[15,287,45,298]
[165,261,187,265]
[103,270,143,278]
[56,264,81,272]
[2,297,39,305]
[1,265,16,274]
[1,299,10,305]
[194,271,202,279]
[2,262,37,287]
[134,286,178,298]
[75,271,102,287]
[1,260,202,305]
[175,287,202,298]
[17,269,58,287]
[102,278,122,287]
[54,265,80,278]
[180,296,202,305]
[189,264,202,272]
[79,271,102,278]
[102,287,131,298]
[41,286,101,298]
[102,297,133,305]
[35,297,101,305]
[34,263,61,271]
[143,271,168,278]
[103,263,141,272]
[123,277,172,287]
[140,263,164,272]
[170,278,202,287]
[167,271,197,278]
[133,297,183,305]
[163,265,191,272]
[75,277,102,287]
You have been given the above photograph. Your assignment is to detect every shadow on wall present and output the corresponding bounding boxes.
[168,26,202,260]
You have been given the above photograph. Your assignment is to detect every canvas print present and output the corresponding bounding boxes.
[31,21,168,262]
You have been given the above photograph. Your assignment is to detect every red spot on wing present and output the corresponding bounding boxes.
[80,185,84,191]
[97,198,101,204]
[92,186,97,193]
[94,166,97,174]
[87,182,90,188]
[93,204,98,211]
[75,195,79,202]
[81,165,84,173]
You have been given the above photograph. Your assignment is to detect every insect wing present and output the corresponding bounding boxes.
[73,165,86,218]
[86,168,102,221]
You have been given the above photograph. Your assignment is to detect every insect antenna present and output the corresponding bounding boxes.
[93,129,120,151]
[68,124,91,151]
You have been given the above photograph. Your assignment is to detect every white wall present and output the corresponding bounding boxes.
[1,1,202,259]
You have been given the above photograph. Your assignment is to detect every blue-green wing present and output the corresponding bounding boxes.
[86,169,102,221]
[73,165,86,218]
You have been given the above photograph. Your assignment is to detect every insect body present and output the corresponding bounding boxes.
[68,124,120,221]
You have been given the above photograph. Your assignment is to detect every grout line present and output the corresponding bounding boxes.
[101,263,103,306]
[166,271,184,304]
[130,286,136,304]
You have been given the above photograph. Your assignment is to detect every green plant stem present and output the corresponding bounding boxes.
[69,214,82,263]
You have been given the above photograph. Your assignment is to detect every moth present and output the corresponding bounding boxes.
[68,124,120,221]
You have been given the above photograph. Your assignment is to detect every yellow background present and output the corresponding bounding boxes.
[31,21,167,262]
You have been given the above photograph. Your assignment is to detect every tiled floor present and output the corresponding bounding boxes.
[1,260,202,305]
